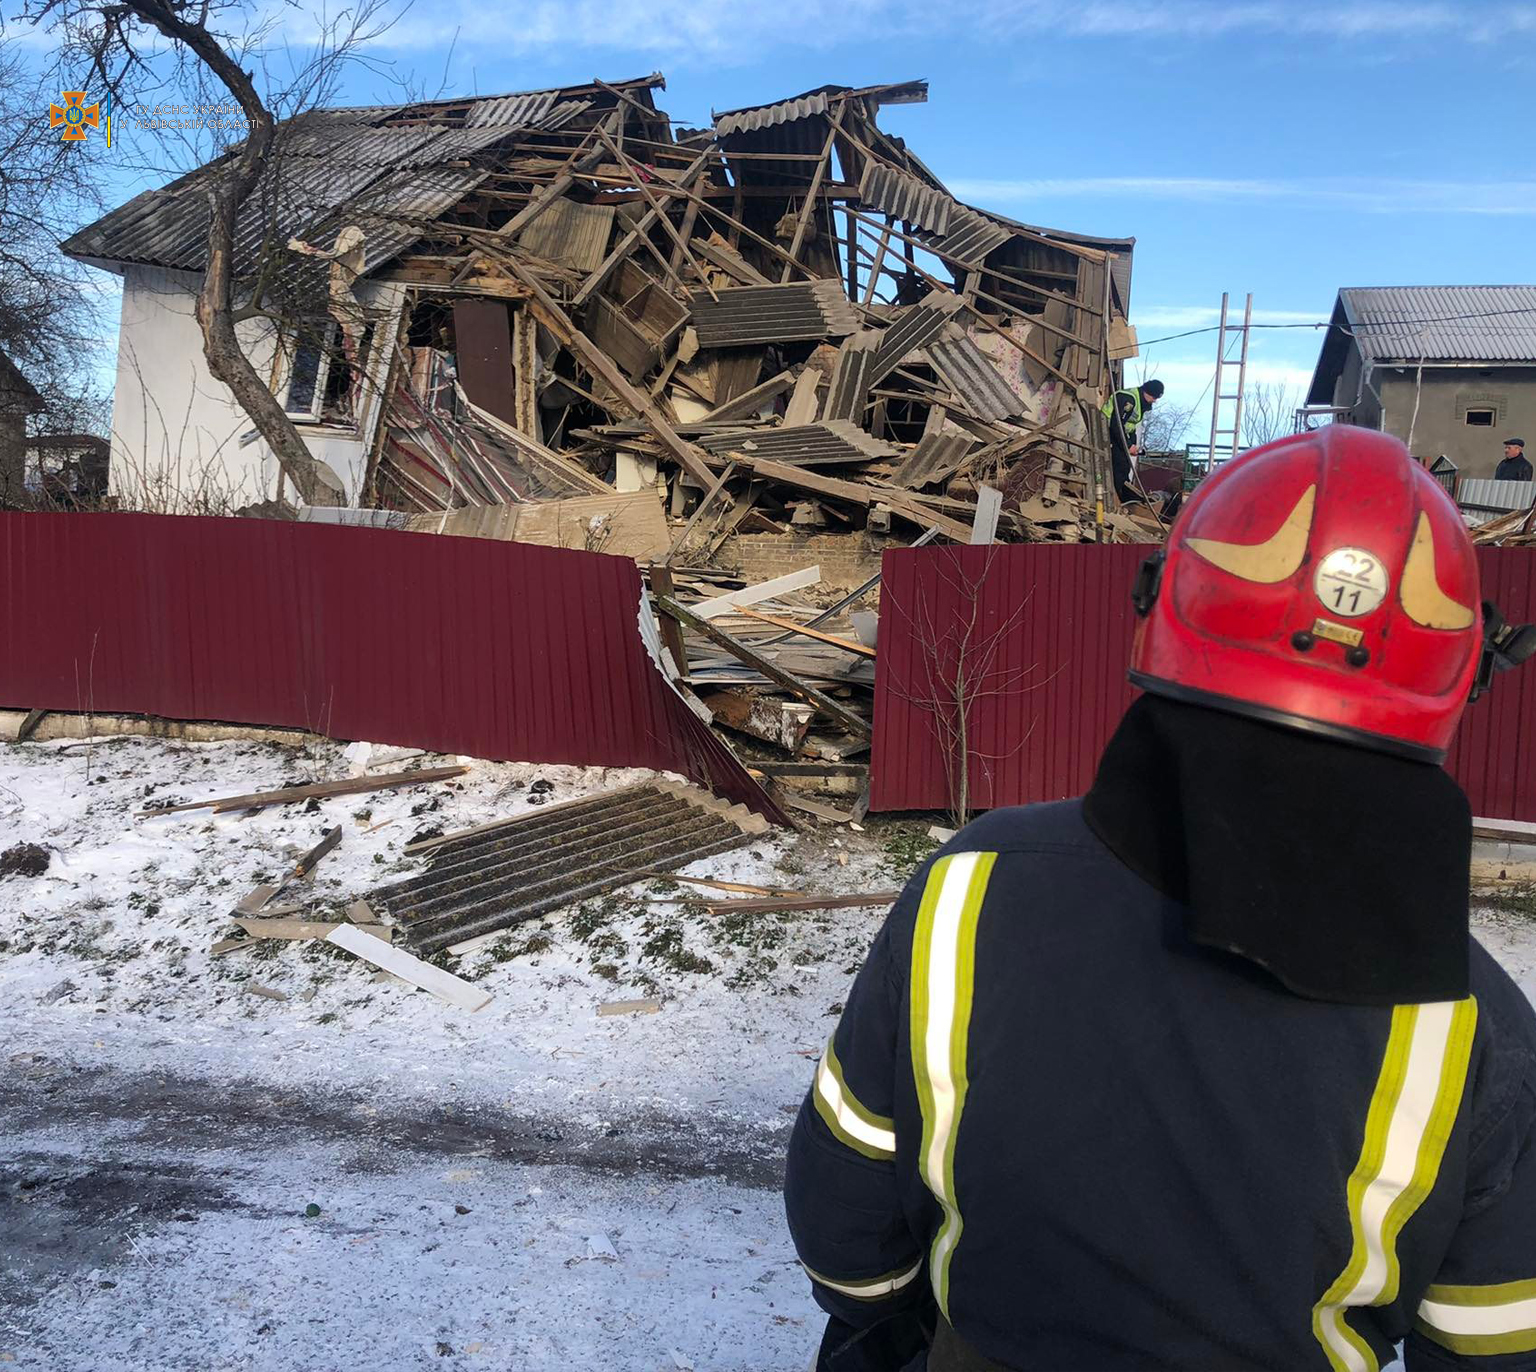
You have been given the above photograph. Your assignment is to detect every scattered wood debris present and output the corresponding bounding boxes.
[138,767,468,817]
[701,890,900,915]
[326,923,493,1012]
[598,999,662,1018]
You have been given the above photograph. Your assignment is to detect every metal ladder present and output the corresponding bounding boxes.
[1205,292,1253,468]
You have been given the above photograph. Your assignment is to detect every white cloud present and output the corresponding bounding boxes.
[945,176,1536,217]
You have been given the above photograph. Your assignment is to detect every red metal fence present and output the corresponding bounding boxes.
[871,543,1536,821]
[0,511,778,819]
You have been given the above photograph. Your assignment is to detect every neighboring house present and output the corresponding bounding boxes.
[0,349,44,507]
[1306,286,1536,480]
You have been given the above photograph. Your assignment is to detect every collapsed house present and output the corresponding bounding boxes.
[63,73,1153,774]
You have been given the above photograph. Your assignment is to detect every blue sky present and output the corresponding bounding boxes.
[26,0,1536,417]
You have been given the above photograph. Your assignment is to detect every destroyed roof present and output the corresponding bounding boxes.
[1308,285,1536,402]
[59,75,665,276]
[712,80,928,135]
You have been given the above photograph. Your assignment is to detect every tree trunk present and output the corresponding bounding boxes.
[124,2,343,507]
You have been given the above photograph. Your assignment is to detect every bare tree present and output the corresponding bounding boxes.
[0,39,111,437]
[1240,382,1302,449]
[1139,400,1194,456]
[23,0,404,506]
[882,547,1050,828]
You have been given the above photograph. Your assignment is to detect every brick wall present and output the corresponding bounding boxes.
[715,531,895,592]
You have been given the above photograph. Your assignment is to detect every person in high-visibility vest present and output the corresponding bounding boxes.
[1101,378,1164,503]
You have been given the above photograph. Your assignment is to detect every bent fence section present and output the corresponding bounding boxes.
[0,511,776,818]
[872,543,1536,821]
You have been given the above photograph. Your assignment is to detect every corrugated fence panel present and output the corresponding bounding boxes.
[0,512,779,820]
[874,543,1536,821]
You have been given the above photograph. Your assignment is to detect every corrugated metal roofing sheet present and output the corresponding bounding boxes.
[699,420,895,465]
[856,163,1010,269]
[824,332,879,423]
[888,431,974,488]
[1458,477,1536,516]
[516,197,616,273]
[713,89,834,136]
[689,281,861,348]
[925,333,1023,421]
[870,288,966,384]
[63,84,604,273]
[1341,286,1536,363]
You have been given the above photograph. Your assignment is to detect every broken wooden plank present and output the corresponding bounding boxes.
[692,566,822,619]
[289,826,342,882]
[140,767,467,818]
[345,900,378,924]
[492,256,717,487]
[598,998,662,1017]
[649,873,803,898]
[701,890,900,915]
[210,937,252,956]
[969,485,1003,545]
[702,688,814,753]
[16,708,46,742]
[661,462,737,567]
[658,596,871,739]
[697,370,795,424]
[234,884,278,915]
[246,984,289,1002]
[327,923,494,1012]
[775,791,856,824]
[734,608,875,658]
[746,761,869,779]
[236,917,391,941]
[784,368,822,426]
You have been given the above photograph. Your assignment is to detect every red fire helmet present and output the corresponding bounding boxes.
[1130,426,1482,762]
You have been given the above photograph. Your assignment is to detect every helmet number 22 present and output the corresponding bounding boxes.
[1314,547,1388,618]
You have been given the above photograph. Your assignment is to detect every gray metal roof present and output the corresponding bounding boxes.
[925,332,1023,422]
[713,88,835,137]
[689,281,862,348]
[1341,286,1536,363]
[699,420,895,465]
[61,83,605,275]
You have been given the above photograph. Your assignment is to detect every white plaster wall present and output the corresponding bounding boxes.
[108,264,375,509]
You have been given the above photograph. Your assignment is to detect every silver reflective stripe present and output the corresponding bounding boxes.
[804,1257,923,1302]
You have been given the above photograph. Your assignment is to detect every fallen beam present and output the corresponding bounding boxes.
[658,596,871,739]
[702,890,900,915]
[138,767,468,818]
[692,566,822,619]
[327,922,494,1012]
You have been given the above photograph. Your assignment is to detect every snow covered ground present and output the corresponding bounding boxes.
[0,733,931,1371]
[3,732,1534,1371]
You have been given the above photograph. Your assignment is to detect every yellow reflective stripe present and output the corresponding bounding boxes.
[910,850,997,1321]
[1417,1279,1536,1356]
[813,1034,896,1161]
[802,1256,923,1302]
[1312,998,1479,1372]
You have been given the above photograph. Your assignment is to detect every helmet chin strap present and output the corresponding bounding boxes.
[1472,600,1536,701]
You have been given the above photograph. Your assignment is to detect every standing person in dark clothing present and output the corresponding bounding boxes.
[784,427,1536,1372]
[1101,378,1164,503]
[1495,438,1531,482]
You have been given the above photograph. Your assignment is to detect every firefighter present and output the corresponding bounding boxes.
[1102,377,1164,503]
[785,426,1536,1371]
